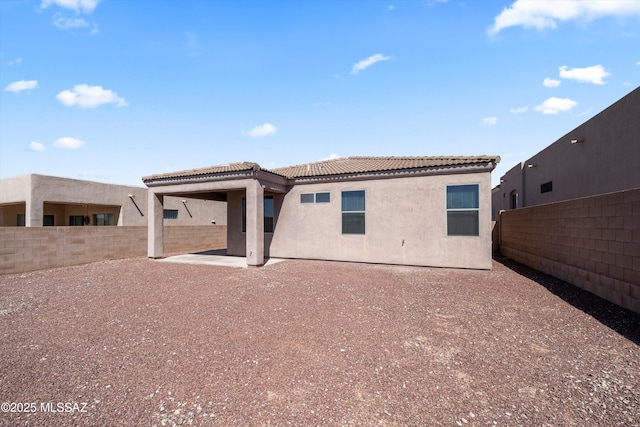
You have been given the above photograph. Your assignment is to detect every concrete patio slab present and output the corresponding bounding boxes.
[154,251,286,268]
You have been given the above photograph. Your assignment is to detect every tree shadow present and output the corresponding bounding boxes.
[494,255,640,346]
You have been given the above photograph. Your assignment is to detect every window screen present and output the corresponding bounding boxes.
[300,193,314,203]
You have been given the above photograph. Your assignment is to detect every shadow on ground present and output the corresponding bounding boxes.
[193,249,228,256]
[494,255,640,346]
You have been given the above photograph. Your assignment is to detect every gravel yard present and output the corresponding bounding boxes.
[1,256,638,426]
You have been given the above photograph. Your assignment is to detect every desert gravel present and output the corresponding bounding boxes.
[0,256,638,426]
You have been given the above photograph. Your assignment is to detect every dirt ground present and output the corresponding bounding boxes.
[1,256,638,426]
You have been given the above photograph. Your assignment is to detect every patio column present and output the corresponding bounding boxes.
[25,192,42,227]
[148,191,164,259]
[245,180,264,266]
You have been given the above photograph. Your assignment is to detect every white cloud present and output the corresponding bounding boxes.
[636,61,640,66]
[559,65,610,84]
[28,142,46,152]
[351,54,392,75]
[509,106,528,114]
[543,78,561,88]
[54,137,85,149]
[242,123,277,138]
[534,97,577,114]
[387,5,395,11]
[483,116,498,125]
[40,0,100,14]
[8,57,22,65]
[53,15,89,30]
[313,101,331,107]
[56,84,127,108]
[4,80,39,93]
[488,0,640,35]
[322,153,340,161]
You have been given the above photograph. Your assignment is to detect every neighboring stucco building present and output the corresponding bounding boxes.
[493,86,640,213]
[143,156,500,269]
[0,174,226,227]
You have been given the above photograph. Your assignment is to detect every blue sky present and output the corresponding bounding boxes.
[1,0,639,188]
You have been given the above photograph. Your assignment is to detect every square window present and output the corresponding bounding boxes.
[447,184,479,209]
[342,212,365,234]
[447,211,479,236]
[300,193,314,203]
[315,192,330,203]
[342,190,365,211]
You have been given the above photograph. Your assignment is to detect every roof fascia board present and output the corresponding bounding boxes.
[255,170,289,186]
[290,163,495,184]
[143,170,255,187]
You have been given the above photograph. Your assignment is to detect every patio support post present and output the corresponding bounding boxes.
[25,191,42,227]
[245,180,264,266]
[25,176,43,226]
[148,191,164,259]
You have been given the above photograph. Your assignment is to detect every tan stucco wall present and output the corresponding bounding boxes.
[0,204,25,226]
[0,174,226,227]
[493,87,640,211]
[261,172,493,269]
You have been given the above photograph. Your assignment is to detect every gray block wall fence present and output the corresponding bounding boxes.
[497,188,640,314]
[0,225,227,274]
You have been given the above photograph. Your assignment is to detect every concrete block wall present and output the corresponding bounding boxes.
[498,188,640,314]
[164,225,227,254]
[0,225,227,274]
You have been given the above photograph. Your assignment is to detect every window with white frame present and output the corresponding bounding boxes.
[341,190,365,234]
[446,185,479,236]
[300,192,331,204]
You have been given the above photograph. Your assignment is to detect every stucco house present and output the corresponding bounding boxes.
[492,86,640,214]
[0,174,226,227]
[143,156,500,269]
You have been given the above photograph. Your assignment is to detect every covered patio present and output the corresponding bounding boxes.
[143,162,288,267]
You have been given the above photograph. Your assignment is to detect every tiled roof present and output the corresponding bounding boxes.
[271,156,500,178]
[143,156,500,183]
[142,162,261,182]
